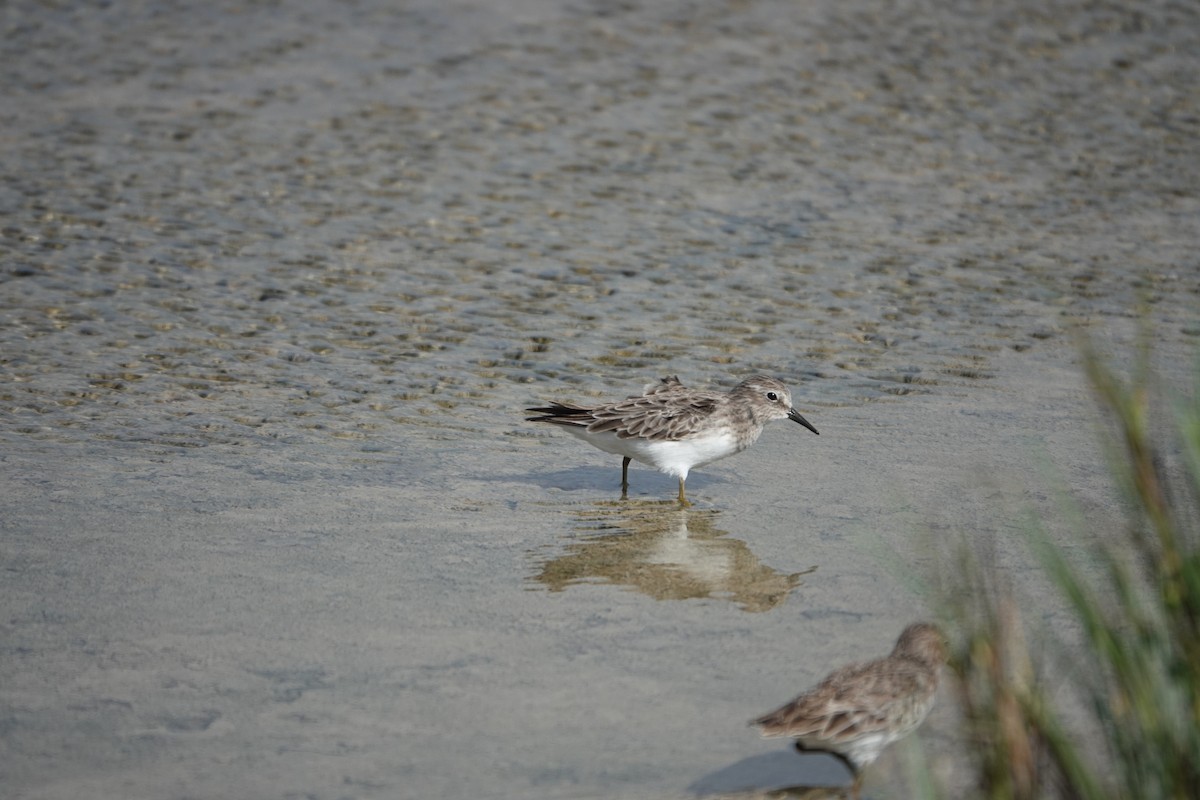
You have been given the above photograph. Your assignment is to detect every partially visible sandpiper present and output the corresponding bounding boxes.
[752,622,946,798]
[526,375,819,506]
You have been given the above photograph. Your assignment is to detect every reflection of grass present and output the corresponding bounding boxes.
[929,341,1200,799]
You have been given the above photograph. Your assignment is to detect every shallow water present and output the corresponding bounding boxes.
[1,1,1198,799]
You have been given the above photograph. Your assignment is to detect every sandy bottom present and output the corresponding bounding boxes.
[2,0,1197,798]
[3,335,1172,799]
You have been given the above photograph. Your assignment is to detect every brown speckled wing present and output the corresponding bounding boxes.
[645,375,684,393]
[586,389,721,441]
[755,660,935,742]
[526,376,691,430]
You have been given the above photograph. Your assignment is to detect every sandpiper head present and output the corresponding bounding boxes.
[736,376,819,435]
[893,622,948,667]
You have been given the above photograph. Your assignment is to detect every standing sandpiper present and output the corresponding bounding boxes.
[752,622,946,798]
[526,375,818,506]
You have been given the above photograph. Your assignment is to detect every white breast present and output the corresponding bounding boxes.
[565,429,740,480]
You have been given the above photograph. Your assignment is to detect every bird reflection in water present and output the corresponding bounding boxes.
[528,501,814,612]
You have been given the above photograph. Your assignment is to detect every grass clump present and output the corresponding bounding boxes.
[933,340,1200,800]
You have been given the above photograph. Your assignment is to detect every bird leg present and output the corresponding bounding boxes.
[677,478,691,507]
[621,457,631,497]
[794,743,860,798]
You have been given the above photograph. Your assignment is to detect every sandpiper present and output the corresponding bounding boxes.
[752,622,946,797]
[526,375,818,506]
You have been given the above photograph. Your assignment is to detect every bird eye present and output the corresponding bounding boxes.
[766,392,778,401]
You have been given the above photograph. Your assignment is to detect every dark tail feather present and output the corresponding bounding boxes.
[525,401,593,423]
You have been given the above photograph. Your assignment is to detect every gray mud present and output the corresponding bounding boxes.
[1,1,1198,799]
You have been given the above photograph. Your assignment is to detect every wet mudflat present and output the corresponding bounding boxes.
[1,1,1197,798]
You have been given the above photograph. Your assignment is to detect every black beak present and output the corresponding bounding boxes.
[788,408,819,435]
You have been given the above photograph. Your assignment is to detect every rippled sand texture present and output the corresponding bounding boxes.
[3,0,1197,450]
[1,1,1198,799]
